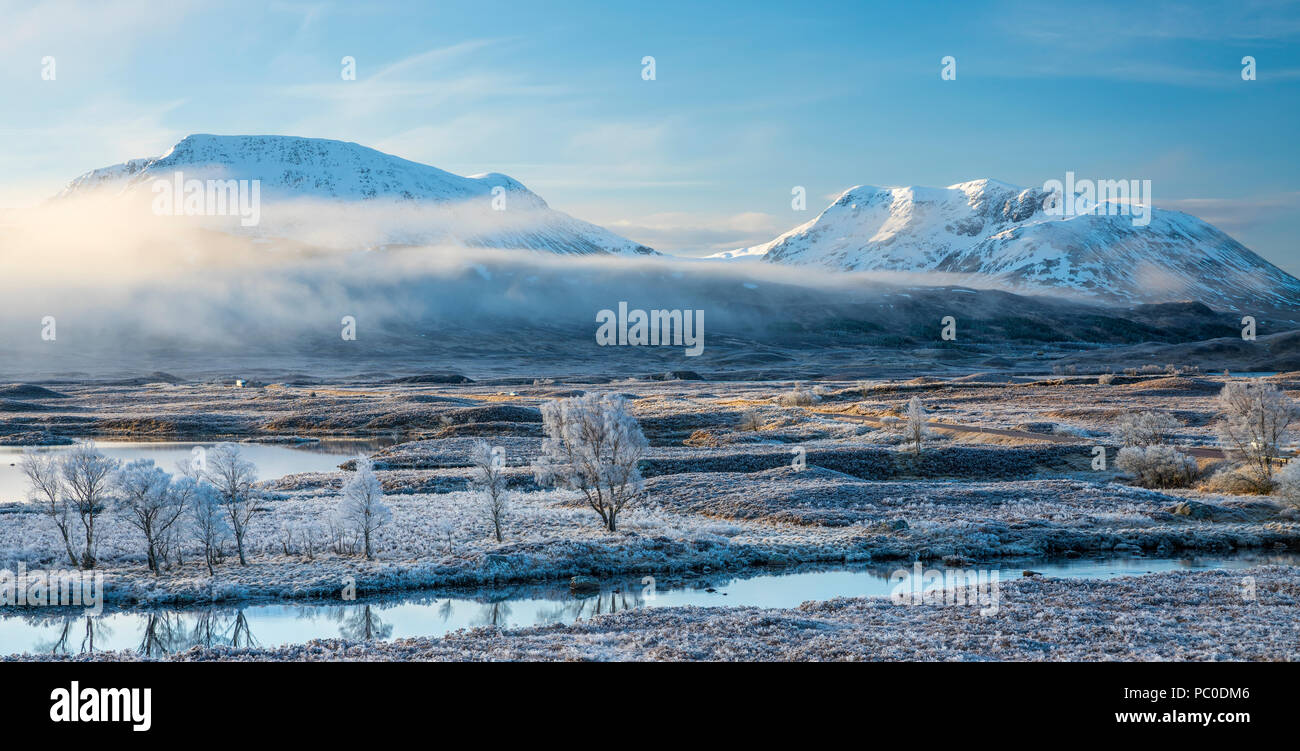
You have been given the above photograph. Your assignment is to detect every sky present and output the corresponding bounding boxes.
[2,0,1299,273]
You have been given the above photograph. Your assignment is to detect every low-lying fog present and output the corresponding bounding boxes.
[0,195,1218,381]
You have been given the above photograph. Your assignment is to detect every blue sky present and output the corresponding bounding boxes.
[3,0,1299,272]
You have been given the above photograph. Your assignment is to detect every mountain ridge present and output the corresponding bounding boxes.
[57,134,657,256]
[714,179,1300,312]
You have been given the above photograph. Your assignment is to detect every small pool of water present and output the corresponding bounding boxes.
[3,551,1296,657]
[0,438,396,504]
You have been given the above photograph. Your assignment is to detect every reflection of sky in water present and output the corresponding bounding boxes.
[0,438,396,503]
[3,551,1296,657]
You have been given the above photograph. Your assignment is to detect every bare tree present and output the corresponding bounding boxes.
[534,393,648,532]
[113,460,193,575]
[470,440,509,542]
[20,450,79,567]
[903,396,930,454]
[337,455,391,560]
[188,482,230,576]
[60,441,120,569]
[1115,411,1181,447]
[1216,381,1297,490]
[188,443,259,565]
[1276,460,1300,509]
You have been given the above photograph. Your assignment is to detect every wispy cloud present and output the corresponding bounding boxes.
[1160,191,1300,233]
[601,211,787,255]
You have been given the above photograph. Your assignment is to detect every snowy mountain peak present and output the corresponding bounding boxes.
[714,178,1300,311]
[62,134,547,207]
[56,134,655,256]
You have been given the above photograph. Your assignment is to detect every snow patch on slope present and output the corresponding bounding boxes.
[716,179,1300,310]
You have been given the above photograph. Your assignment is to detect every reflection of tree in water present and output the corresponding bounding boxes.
[338,605,393,641]
[475,600,514,628]
[24,613,114,656]
[81,615,111,655]
[184,609,258,652]
[137,612,189,658]
[535,585,647,624]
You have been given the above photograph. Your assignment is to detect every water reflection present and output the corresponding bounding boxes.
[3,551,1297,658]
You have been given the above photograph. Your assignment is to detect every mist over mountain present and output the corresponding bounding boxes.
[716,179,1300,313]
[4,138,1297,380]
[57,134,657,257]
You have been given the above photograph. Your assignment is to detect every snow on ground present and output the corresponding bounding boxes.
[2,455,1296,608]
[1,374,1297,610]
[15,567,1298,662]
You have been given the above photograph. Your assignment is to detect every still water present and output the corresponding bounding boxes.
[2,551,1295,657]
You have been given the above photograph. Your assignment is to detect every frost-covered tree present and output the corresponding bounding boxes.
[1216,381,1296,490]
[60,441,120,569]
[113,459,193,575]
[188,482,230,576]
[470,440,509,542]
[1114,411,1181,447]
[187,443,259,565]
[338,455,391,560]
[1116,445,1199,488]
[20,450,79,567]
[1276,460,1300,509]
[903,396,930,454]
[534,393,649,532]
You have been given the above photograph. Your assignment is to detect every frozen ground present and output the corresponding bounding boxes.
[14,566,1298,661]
[1,450,1295,607]
[2,371,1298,661]
[2,374,1299,604]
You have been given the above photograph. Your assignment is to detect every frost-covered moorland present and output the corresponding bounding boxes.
[1,370,1298,660]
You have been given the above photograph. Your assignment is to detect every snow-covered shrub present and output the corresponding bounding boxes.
[470,440,510,542]
[1274,460,1300,509]
[113,459,194,575]
[534,393,648,532]
[1114,411,1180,447]
[774,386,820,407]
[1202,465,1266,495]
[185,443,259,565]
[1215,381,1296,491]
[1116,445,1198,489]
[737,411,763,432]
[1097,373,1115,385]
[338,454,391,559]
[903,396,930,454]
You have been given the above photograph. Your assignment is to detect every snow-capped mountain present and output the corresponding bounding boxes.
[58,134,656,256]
[717,179,1300,310]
